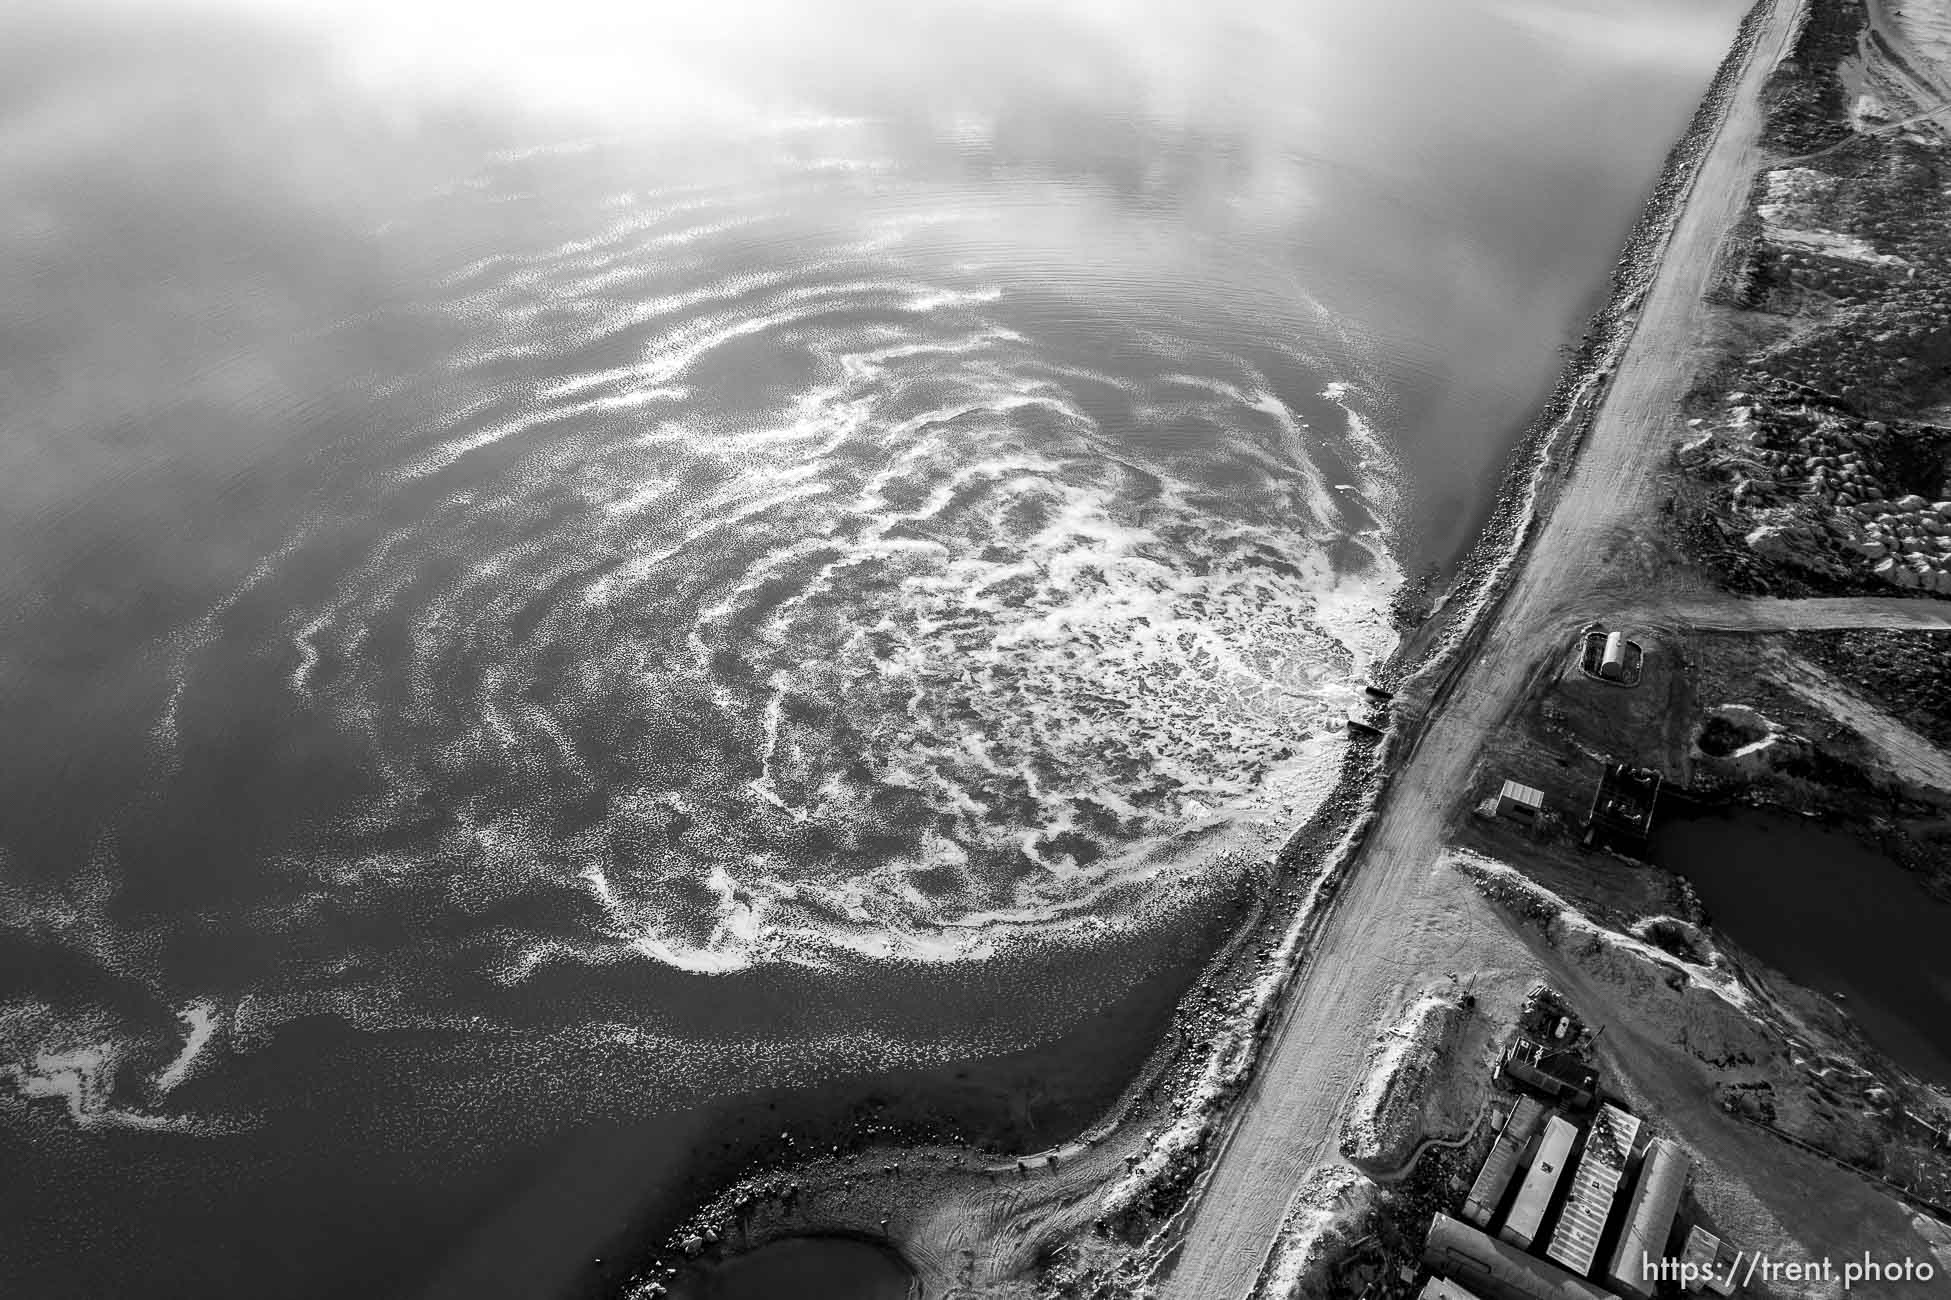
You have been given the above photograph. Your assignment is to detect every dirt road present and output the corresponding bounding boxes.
[1621,593,1951,631]
[1770,649,1951,790]
[1156,3,1812,1294]
[1870,0,1951,127]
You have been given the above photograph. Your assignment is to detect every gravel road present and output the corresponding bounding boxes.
[1156,3,1811,1293]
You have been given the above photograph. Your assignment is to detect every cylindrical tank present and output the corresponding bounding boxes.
[1599,631,1627,680]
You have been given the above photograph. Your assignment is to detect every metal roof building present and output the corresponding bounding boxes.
[1424,1213,1613,1300]
[1499,1114,1578,1251]
[1496,780,1545,824]
[1606,1138,1692,1297]
[1464,1096,1549,1228]
[1679,1225,1737,1295]
[1545,1103,1642,1276]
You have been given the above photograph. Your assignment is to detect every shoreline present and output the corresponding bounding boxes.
[618,4,1804,1296]
[648,0,1951,1290]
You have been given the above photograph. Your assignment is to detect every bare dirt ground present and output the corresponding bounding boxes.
[1768,647,1951,789]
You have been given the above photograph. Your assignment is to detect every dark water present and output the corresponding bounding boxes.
[1653,809,1951,1084]
[671,1236,913,1300]
[1,0,1746,1294]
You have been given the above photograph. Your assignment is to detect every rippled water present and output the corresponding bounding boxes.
[225,143,1401,976]
[0,0,1745,1293]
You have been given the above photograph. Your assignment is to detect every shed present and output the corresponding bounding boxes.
[1496,780,1545,825]
[1678,1225,1737,1295]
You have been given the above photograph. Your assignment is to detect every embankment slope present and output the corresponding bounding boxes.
[1157,2,1810,1295]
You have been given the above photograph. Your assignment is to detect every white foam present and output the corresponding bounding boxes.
[156,179,1410,979]
[153,999,220,1095]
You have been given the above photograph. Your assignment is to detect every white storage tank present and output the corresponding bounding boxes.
[1599,631,1627,681]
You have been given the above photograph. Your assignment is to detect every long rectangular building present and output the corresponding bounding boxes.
[1607,1138,1692,1297]
[1545,1103,1641,1276]
[1425,1213,1613,1300]
[1464,1097,1548,1227]
[1499,1115,1578,1250]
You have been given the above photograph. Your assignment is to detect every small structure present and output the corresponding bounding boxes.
[1585,762,1663,847]
[1499,1037,1598,1111]
[1545,1103,1641,1276]
[1599,632,1628,680]
[1607,1139,1693,1297]
[1495,780,1545,827]
[1419,1275,1489,1300]
[1424,1214,1612,1300]
[1464,1096,1549,1228]
[1677,1225,1738,1295]
[1518,986,1586,1044]
[1499,1115,1578,1250]
[1578,628,1645,687]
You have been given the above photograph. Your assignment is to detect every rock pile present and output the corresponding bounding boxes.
[1755,285,1951,415]
[1843,495,1951,592]
[1682,389,1951,595]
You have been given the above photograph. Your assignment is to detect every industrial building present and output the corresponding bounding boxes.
[1427,987,1752,1300]
[1607,1138,1693,1297]
[1584,762,1663,847]
[1499,1036,1598,1111]
[1499,1115,1578,1251]
[1545,1103,1641,1276]
[1463,1097,1549,1227]
[1424,1214,1613,1300]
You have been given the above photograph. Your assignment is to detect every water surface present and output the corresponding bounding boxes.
[672,1236,914,1300]
[0,0,1747,1293]
[1653,808,1951,1084]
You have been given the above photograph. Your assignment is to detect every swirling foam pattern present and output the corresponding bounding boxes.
[194,140,1402,977]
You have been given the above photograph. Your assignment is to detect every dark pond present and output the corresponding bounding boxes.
[1652,806,1951,1083]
